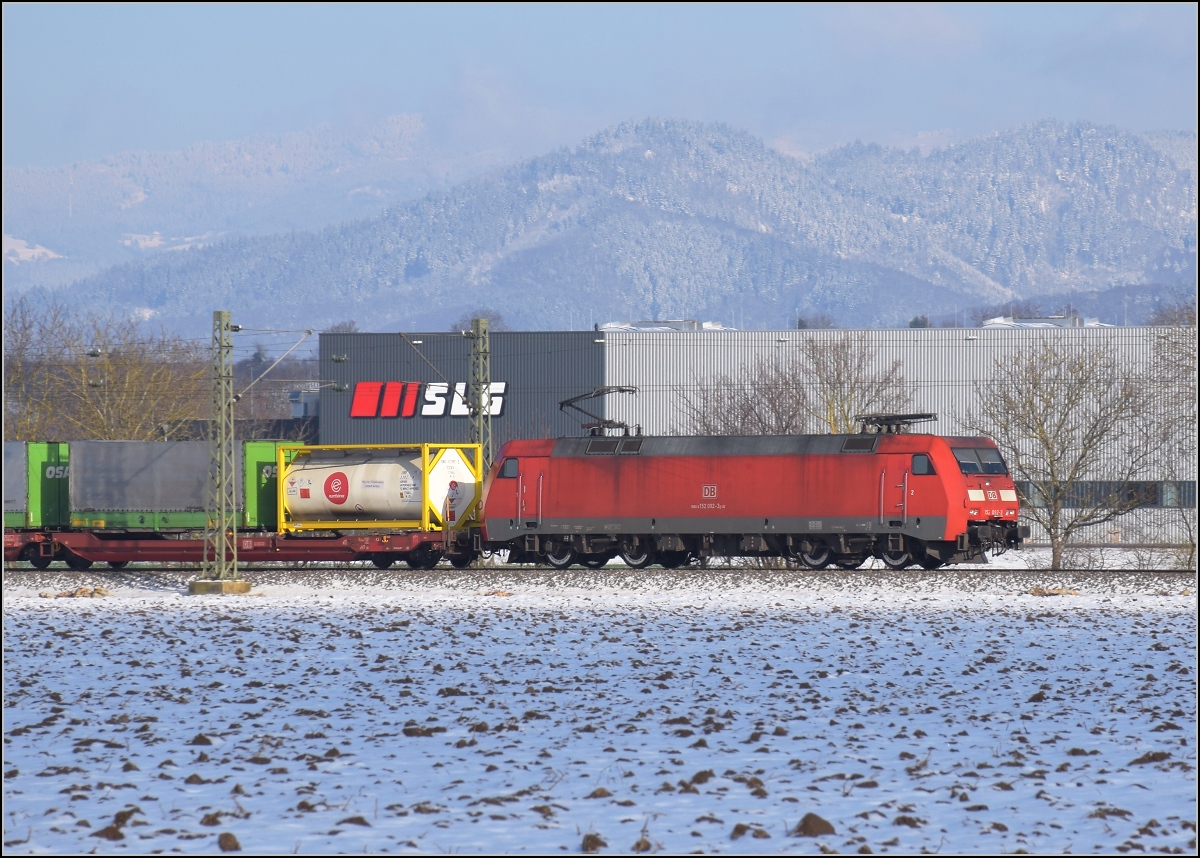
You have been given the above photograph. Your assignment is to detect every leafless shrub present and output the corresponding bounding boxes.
[677,332,912,435]
[4,296,207,441]
[965,339,1170,571]
[1059,546,1110,572]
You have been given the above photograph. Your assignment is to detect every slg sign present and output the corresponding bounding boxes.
[349,381,507,419]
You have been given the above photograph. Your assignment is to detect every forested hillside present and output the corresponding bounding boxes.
[8,119,1195,335]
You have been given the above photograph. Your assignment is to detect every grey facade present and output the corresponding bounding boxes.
[600,326,1177,436]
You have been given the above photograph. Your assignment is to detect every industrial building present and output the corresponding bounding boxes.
[316,323,1195,546]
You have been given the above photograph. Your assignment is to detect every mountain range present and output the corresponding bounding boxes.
[4,117,1195,336]
[2,114,514,290]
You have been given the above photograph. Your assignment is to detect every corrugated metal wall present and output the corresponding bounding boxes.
[602,327,1177,437]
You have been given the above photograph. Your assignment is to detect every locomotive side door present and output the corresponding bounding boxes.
[488,456,521,525]
[518,456,549,529]
[879,456,909,527]
[486,454,549,537]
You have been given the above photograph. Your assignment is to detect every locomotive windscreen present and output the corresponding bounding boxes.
[952,447,1008,475]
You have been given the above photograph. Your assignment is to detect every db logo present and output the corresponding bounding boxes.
[702,485,718,499]
[324,472,349,505]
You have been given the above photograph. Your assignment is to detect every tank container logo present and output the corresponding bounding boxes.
[349,381,507,418]
[324,472,349,505]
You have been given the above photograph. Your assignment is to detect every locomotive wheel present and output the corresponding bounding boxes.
[449,553,475,569]
[107,560,130,570]
[64,552,93,571]
[581,553,612,569]
[619,546,655,568]
[919,555,944,570]
[799,544,833,569]
[543,545,576,569]
[24,548,52,569]
[881,548,913,570]
[372,556,395,569]
[657,550,690,569]
[834,556,865,570]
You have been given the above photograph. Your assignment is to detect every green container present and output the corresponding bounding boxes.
[3,442,70,529]
[242,440,284,529]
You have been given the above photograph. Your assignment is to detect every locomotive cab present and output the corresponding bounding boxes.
[479,439,556,563]
[940,438,1028,560]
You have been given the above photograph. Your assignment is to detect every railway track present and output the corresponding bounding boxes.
[3,564,1193,599]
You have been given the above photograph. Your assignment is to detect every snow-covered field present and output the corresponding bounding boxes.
[3,566,1196,855]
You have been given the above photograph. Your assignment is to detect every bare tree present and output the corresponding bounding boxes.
[964,339,1168,570]
[1151,316,1198,569]
[1146,294,1197,327]
[678,332,912,435]
[3,296,73,441]
[450,308,509,333]
[3,296,208,441]
[676,359,809,436]
[230,342,319,437]
[795,312,836,330]
[1154,325,1198,439]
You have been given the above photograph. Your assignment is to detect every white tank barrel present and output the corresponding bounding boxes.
[283,452,423,521]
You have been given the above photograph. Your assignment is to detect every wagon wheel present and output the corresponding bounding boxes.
[372,556,395,569]
[449,553,475,569]
[23,547,52,570]
[581,553,612,569]
[798,543,833,570]
[834,555,865,570]
[619,545,655,569]
[543,544,576,569]
[405,546,441,570]
[107,560,130,570]
[64,551,93,571]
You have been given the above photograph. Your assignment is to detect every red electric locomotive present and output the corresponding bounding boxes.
[479,415,1028,570]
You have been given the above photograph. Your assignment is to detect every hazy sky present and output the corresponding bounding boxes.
[3,3,1196,169]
